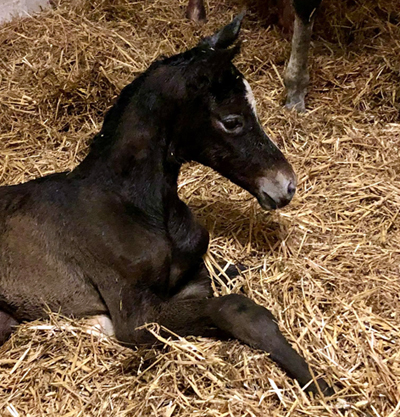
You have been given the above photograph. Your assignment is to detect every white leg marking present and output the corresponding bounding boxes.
[86,315,115,337]
[284,15,314,111]
[28,314,115,340]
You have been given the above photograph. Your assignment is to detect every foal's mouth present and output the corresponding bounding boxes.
[256,191,278,210]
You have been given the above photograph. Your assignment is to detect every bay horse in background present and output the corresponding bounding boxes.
[0,15,333,395]
[187,0,323,112]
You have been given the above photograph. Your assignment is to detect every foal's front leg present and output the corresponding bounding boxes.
[129,293,333,396]
[207,294,333,395]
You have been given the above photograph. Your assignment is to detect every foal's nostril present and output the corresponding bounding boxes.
[287,180,296,199]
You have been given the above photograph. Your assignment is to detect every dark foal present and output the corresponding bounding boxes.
[0,16,332,395]
[186,0,322,111]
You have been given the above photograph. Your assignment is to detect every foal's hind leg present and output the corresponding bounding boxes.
[0,311,18,344]
[130,294,333,396]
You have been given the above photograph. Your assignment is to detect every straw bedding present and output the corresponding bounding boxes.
[0,0,399,415]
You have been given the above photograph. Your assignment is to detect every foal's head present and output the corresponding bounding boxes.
[160,14,296,210]
[100,15,296,210]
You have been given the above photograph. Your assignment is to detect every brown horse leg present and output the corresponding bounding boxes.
[0,310,18,344]
[283,14,314,112]
[186,0,206,23]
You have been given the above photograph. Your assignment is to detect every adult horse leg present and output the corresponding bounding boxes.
[284,0,322,111]
[127,293,333,396]
[0,310,18,344]
[186,0,206,23]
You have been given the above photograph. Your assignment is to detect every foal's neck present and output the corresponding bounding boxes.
[75,77,183,211]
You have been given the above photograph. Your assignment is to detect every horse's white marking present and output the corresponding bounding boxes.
[243,78,283,147]
[243,78,257,115]
[283,15,314,111]
[87,315,115,337]
[190,5,203,23]
[27,314,115,340]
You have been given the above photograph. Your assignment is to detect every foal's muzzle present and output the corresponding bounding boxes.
[256,170,297,210]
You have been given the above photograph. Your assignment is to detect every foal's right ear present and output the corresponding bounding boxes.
[200,11,245,49]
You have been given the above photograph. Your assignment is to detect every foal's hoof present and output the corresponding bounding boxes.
[218,263,246,280]
[322,384,336,397]
[226,263,246,278]
[309,378,335,397]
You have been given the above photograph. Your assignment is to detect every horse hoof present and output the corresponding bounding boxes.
[285,99,306,113]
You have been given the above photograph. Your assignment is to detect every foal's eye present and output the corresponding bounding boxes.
[218,115,244,134]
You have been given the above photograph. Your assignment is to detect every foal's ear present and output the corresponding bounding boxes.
[200,11,245,49]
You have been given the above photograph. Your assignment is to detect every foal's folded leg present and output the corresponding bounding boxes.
[133,294,333,396]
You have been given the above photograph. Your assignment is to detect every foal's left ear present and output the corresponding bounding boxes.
[200,11,245,49]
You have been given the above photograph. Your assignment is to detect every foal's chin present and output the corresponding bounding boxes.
[256,193,277,210]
